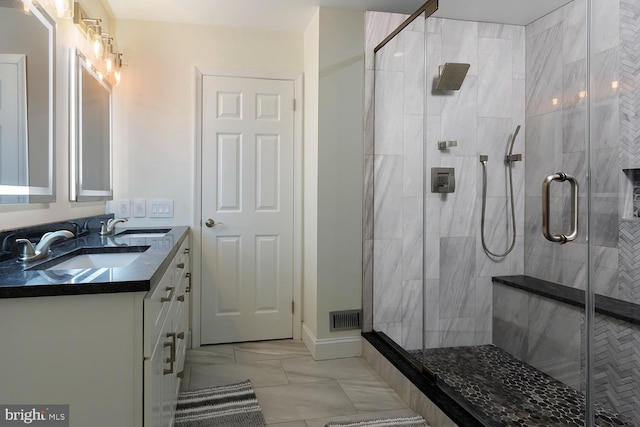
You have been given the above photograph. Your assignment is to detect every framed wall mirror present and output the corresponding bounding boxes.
[0,0,55,204]
[70,48,113,202]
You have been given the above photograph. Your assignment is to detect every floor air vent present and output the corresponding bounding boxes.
[330,309,362,331]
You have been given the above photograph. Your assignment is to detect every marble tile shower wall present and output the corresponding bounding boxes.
[364,11,526,350]
[523,0,621,298]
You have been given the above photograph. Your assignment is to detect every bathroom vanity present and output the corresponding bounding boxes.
[0,226,190,427]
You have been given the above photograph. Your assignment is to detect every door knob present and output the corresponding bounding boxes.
[205,218,223,228]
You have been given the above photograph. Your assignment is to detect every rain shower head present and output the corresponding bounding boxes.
[435,63,470,90]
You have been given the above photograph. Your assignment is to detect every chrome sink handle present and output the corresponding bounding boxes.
[17,230,75,262]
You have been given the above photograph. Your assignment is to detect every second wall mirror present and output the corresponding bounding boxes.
[70,48,113,202]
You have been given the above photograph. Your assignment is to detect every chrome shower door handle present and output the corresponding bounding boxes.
[542,172,578,244]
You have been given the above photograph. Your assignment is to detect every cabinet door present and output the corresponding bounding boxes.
[144,329,166,427]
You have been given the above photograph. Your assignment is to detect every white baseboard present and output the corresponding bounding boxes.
[301,323,362,360]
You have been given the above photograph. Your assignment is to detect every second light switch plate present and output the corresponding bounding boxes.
[133,199,146,218]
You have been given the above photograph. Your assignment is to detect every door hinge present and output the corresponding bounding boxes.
[292,300,294,313]
[293,99,296,111]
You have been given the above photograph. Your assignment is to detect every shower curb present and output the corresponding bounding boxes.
[362,332,485,427]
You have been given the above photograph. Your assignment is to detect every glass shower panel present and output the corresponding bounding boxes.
[589,0,640,423]
[368,0,640,424]
[372,13,426,357]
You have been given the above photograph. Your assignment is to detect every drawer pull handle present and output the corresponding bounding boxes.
[177,332,185,340]
[177,371,184,379]
[183,248,190,254]
[177,262,185,269]
[163,333,176,375]
[177,295,185,302]
[161,286,175,302]
[185,273,191,292]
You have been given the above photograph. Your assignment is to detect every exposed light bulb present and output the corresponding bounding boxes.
[54,0,73,19]
[93,35,104,58]
[114,70,121,85]
[612,80,619,90]
[22,0,32,14]
[106,56,113,73]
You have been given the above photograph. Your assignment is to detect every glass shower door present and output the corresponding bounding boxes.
[586,0,640,423]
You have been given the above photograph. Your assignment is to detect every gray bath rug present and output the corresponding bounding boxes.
[325,415,429,426]
[175,380,266,426]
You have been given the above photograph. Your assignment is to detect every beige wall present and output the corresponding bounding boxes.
[303,8,364,356]
[112,19,304,226]
[303,9,320,339]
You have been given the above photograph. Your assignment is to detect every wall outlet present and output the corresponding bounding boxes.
[116,199,131,218]
[149,199,174,218]
[133,199,146,218]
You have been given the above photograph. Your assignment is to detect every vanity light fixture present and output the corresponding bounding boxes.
[73,1,124,86]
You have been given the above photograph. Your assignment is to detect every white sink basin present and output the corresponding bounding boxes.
[116,233,167,238]
[47,252,143,270]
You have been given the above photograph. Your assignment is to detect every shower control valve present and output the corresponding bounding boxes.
[431,167,455,193]
[438,140,458,151]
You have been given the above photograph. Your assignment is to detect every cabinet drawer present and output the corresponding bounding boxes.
[144,266,175,358]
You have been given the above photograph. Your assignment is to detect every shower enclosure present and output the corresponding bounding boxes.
[365,0,640,425]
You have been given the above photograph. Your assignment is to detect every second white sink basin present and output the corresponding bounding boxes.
[47,252,143,270]
[116,233,167,239]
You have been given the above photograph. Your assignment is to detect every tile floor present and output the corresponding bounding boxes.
[182,339,421,426]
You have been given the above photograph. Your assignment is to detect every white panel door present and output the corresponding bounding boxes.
[201,75,294,344]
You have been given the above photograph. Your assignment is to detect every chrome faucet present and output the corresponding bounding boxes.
[16,230,75,262]
[100,218,128,236]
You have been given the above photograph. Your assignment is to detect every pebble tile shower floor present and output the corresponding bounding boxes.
[409,345,632,426]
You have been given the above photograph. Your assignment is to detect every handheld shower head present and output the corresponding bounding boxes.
[508,125,521,156]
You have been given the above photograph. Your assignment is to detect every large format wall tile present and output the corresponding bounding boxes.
[440,237,476,319]
[527,295,583,390]
[493,284,529,359]
[478,37,513,118]
[374,155,403,239]
[526,23,564,118]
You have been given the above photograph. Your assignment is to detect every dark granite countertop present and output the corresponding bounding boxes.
[493,275,640,326]
[0,226,189,299]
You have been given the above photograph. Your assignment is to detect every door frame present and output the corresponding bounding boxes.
[193,68,303,348]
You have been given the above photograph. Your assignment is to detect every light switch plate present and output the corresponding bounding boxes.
[149,199,174,218]
[133,199,146,218]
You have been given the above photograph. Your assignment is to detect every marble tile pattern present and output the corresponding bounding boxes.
[182,339,423,426]
[367,12,526,351]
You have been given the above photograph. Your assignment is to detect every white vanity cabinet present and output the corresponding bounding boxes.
[144,237,191,427]
[0,230,190,427]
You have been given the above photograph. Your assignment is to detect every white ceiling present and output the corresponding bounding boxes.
[103,0,572,33]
